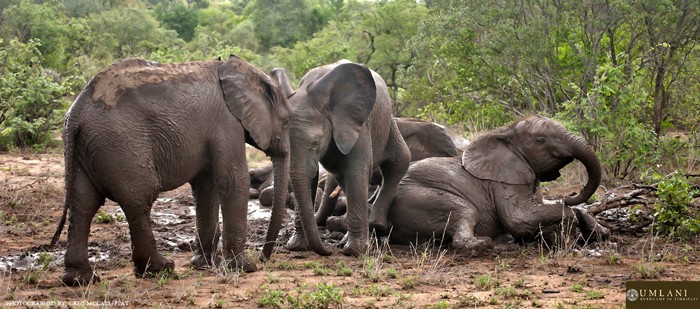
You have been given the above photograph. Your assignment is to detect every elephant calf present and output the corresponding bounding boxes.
[336,116,609,252]
[50,56,292,285]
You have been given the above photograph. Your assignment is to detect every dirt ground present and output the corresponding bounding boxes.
[1,150,699,308]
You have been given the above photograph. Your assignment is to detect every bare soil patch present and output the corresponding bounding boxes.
[1,150,699,308]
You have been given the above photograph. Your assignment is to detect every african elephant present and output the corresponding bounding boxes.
[384,116,609,251]
[395,117,461,161]
[252,117,461,210]
[273,60,410,256]
[316,117,461,228]
[50,56,291,285]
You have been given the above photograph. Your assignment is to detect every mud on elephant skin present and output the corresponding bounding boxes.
[335,115,609,253]
[270,61,411,256]
[252,117,461,214]
[50,56,292,285]
[318,117,463,229]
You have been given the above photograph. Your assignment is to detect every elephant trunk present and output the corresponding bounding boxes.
[261,154,290,260]
[563,134,602,206]
[291,162,332,256]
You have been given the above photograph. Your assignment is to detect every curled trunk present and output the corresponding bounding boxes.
[563,135,602,206]
[261,155,290,260]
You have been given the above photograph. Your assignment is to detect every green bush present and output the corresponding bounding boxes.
[652,171,700,240]
[0,39,82,150]
[557,59,656,181]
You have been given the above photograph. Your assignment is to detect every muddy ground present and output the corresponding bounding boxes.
[1,149,699,308]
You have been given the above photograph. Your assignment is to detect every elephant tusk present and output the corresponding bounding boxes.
[330,186,342,198]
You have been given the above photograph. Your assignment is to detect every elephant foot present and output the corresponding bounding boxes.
[61,266,100,286]
[572,207,610,243]
[284,232,310,252]
[133,257,175,277]
[326,216,348,233]
[225,254,257,273]
[454,236,493,255]
[259,187,274,207]
[368,205,390,235]
[341,233,367,257]
[249,188,261,200]
[190,253,221,269]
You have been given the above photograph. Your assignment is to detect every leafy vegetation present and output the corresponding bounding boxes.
[0,0,698,233]
[652,172,700,240]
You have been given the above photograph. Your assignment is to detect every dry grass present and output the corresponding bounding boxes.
[1,150,699,308]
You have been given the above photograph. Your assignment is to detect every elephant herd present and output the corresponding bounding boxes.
[49,56,609,285]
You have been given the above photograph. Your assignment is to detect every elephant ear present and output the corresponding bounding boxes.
[219,56,281,151]
[461,134,535,185]
[307,62,377,155]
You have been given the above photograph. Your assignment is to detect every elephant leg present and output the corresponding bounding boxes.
[62,168,105,285]
[189,173,221,269]
[212,147,256,272]
[326,214,348,233]
[340,175,370,256]
[121,201,174,277]
[368,127,410,234]
[572,207,610,243]
[315,177,340,226]
[451,218,493,254]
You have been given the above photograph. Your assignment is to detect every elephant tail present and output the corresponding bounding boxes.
[50,105,80,248]
[50,198,68,247]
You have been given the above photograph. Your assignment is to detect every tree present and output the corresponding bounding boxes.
[0,0,75,70]
[243,0,329,51]
[360,0,428,115]
[85,7,184,62]
[635,0,700,134]
[154,0,207,41]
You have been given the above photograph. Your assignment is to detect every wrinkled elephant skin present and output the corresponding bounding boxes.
[272,62,410,256]
[51,56,292,285]
[389,116,609,252]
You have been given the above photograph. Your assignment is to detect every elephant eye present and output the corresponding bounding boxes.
[537,137,546,144]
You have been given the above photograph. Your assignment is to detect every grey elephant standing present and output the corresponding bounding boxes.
[50,56,292,285]
[316,117,461,228]
[273,61,410,256]
[385,115,609,251]
[253,116,461,217]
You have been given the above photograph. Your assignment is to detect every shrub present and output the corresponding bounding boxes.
[0,39,82,150]
[652,171,700,240]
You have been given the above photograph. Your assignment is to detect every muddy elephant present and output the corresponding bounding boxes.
[252,117,461,212]
[273,61,410,256]
[50,56,292,285]
[385,116,609,251]
[316,117,461,228]
[395,117,461,161]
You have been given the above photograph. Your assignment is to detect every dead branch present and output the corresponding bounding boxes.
[587,184,658,215]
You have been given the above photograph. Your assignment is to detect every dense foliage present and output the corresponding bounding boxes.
[1,0,698,237]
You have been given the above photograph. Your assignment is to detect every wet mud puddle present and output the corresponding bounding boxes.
[1,195,274,272]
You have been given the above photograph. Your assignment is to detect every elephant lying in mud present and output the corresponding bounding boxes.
[50,56,291,285]
[328,116,610,252]
[314,117,462,227]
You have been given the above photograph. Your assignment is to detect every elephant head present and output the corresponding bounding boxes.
[462,115,601,205]
[219,55,292,260]
[273,61,377,256]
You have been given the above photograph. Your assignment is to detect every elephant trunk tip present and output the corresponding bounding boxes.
[563,136,602,206]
